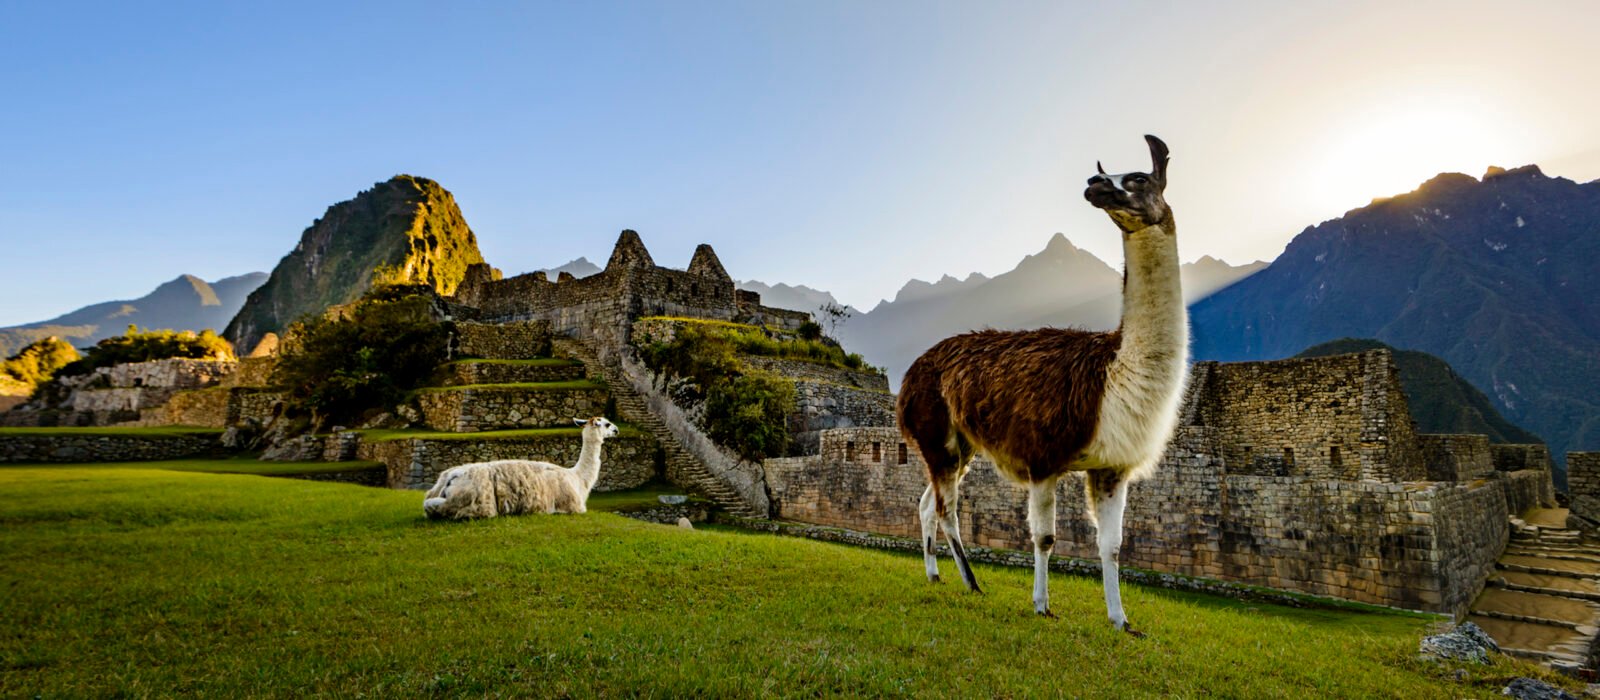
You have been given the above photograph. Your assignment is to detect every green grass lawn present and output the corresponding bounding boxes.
[0,463,1572,698]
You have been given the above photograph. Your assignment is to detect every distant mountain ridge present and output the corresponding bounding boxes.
[836,232,1265,387]
[1192,164,1600,466]
[1295,338,1541,444]
[0,273,266,357]
[224,175,485,352]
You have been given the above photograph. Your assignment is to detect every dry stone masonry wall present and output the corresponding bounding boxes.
[454,320,553,359]
[414,385,608,432]
[764,350,1555,616]
[0,432,222,463]
[358,433,659,491]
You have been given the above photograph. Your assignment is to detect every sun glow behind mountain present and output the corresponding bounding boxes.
[1300,91,1539,214]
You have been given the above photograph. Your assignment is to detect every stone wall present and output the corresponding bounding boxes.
[357,434,659,491]
[1191,351,1425,481]
[161,388,232,428]
[231,389,285,426]
[454,320,553,360]
[789,382,897,455]
[766,426,1511,615]
[0,432,222,463]
[1500,469,1550,517]
[414,385,608,432]
[1419,434,1494,482]
[219,357,277,388]
[1568,453,1600,524]
[741,356,889,391]
[444,360,585,386]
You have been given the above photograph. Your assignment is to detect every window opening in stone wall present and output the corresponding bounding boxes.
[898,443,908,464]
[666,280,674,293]
[691,283,700,295]
[1283,447,1295,466]
[872,442,881,462]
[1330,445,1342,469]
[846,441,856,461]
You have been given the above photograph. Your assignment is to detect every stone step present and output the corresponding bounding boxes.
[1497,553,1600,578]
[1491,571,1600,602]
[1467,615,1594,669]
[443,359,587,386]
[414,382,609,432]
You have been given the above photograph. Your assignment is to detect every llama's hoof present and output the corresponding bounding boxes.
[1037,608,1057,619]
[1120,623,1146,639]
[928,574,942,584]
[966,584,985,595]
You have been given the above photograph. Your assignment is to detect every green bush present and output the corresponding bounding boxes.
[273,292,448,431]
[704,371,795,461]
[1,336,80,387]
[637,323,794,460]
[57,327,233,377]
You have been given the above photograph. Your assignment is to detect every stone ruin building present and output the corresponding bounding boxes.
[5,229,1598,669]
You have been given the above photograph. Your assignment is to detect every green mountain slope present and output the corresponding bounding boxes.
[1295,339,1542,444]
[223,175,484,353]
[0,273,265,357]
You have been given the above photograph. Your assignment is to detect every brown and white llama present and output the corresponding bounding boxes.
[897,135,1185,636]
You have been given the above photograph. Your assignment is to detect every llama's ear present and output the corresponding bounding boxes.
[573,418,587,427]
[1096,160,1107,175]
[1145,135,1170,183]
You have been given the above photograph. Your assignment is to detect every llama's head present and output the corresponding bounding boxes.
[574,416,620,439]
[1084,134,1171,234]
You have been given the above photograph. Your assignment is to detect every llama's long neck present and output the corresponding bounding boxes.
[1116,221,1187,363]
[572,435,604,492]
[1094,219,1190,469]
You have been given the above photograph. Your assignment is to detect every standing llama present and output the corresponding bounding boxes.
[423,417,620,519]
[897,135,1185,636]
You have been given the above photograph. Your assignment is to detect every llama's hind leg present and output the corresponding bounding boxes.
[1088,469,1141,637]
[919,485,942,583]
[1027,475,1060,616]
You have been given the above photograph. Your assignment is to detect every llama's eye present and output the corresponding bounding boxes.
[1128,175,1147,185]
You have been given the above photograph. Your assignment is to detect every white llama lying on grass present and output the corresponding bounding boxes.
[422,417,619,520]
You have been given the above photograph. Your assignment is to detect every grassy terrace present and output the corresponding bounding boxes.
[0,426,224,438]
[0,461,1574,697]
[447,358,583,367]
[412,380,605,394]
[356,425,646,442]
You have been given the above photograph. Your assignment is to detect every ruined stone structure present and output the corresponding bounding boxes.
[457,230,809,358]
[765,350,1559,617]
[2,358,238,427]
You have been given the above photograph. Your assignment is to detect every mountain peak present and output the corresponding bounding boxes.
[223,176,484,351]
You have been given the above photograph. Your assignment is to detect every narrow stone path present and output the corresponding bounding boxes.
[1468,508,1600,673]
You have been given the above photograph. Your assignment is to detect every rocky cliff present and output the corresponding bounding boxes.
[223,175,484,352]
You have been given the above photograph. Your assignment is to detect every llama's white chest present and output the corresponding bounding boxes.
[1082,311,1189,473]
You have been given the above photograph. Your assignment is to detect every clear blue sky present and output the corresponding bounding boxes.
[3,0,1597,327]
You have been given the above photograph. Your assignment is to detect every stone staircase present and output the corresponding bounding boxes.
[1468,508,1600,674]
[554,336,766,518]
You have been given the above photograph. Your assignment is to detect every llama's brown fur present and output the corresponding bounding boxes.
[898,327,1122,490]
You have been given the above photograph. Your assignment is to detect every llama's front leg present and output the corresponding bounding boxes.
[919,485,942,583]
[1088,469,1142,637]
[1027,476,1060,617]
